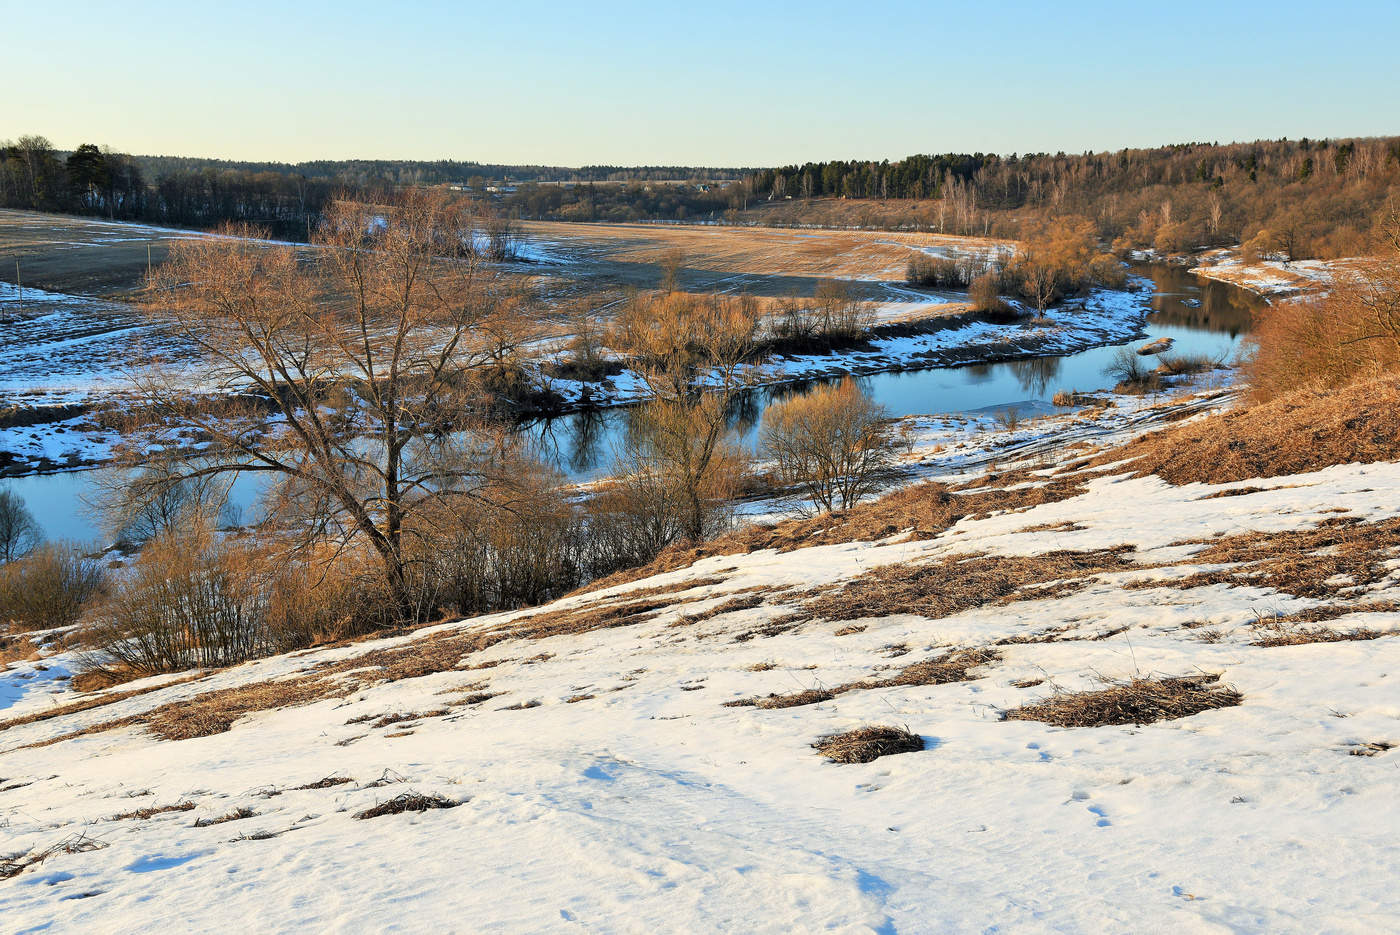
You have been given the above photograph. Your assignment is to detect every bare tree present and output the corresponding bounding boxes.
[760,378,895,512]
[0,488,41,564]
[132,190,530,621]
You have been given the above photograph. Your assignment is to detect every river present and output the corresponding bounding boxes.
[5,262,1260,544]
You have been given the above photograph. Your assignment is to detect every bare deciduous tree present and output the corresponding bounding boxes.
[0,488,41,564]
[132,190,531,621]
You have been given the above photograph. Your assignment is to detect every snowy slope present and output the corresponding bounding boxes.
[2,454,1399,931]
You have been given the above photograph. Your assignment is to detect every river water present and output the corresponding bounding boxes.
[7,263,1260,544]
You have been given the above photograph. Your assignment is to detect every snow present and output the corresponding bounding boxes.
[3,411,1398,931]
[1189,248,1338,300]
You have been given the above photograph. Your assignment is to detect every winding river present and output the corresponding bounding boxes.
[7,263,1260,543]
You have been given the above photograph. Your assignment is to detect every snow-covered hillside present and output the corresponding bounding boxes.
[2,430,1399,932]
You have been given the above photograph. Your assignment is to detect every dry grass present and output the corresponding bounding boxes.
[802,547,1135,624]
[1140,516,1400,600]
[1096,376,1400,485]
[727,649,999,709]
[813,725,924,764]
[1348,741,1395,757]
[354,792,458,820]
[0,832,108,881]
[293,776,353,791]
[583,475,1090,594]
[1252,624,1385,647]
[1003,674,1242,728]
[108,801,195,821]
[193,806,255,828]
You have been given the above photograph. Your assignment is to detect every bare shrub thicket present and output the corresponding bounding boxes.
[0,488,41,564]
[1248,200,1400,401]
[86,528,274,674]
[610,290,761,542]
[905,218,1124,312]
[760,379,896,512]
[770,280,876,349]
[0,543,106,631]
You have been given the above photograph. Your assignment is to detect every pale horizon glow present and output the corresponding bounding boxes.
[9,0,1399,167]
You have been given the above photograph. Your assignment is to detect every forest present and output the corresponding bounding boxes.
[6,133,1399,259]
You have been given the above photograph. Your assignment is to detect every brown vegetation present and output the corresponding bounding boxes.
[1141,516,1400,601]
[802,548,1135,624]
[1248,201,1400,401]
[1003,674,1241,728]
[728,648,1000,709]
[354,792,458,820]
[1099,376,1400,484]
[813,725,924,764]
[760,378,896,512]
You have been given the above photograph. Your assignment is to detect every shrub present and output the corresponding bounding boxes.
[1247,248,1400,401]
[968,272,1008,314]
[85,529,272,674]
[0,543,105,631]
[1104,347,1161,392]
[760,378,895,512]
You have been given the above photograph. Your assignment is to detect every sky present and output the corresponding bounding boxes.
[7,0,1399,167]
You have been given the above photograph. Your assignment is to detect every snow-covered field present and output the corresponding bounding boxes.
[3,396,1397,932]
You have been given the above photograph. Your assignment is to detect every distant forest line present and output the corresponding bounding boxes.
[4,133,1398,259]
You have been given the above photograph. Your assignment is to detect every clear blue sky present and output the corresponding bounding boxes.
[9,0,1398,166]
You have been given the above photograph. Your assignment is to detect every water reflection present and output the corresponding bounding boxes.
[12,264,1266,540]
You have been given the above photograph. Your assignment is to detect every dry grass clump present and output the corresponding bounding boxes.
[803,547,1135,624]
[1096,377,1400,485]
[674,593,769,626]
[813,725,924,764]
[727,649,999,709]
[1348,741,1395,757]
[108,801,195,821]
[293,776,353,791]
[579,475,1089,591]
[0,833,108,880]
[1142,516,1400,600]
[1252,624,1384,647]
[354,792,458,820]
[1003,673,1241,728]
[193,806,255,827]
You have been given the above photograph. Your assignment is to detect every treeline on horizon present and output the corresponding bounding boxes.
[0,134,751,238]
[4,132,1399,259]
[738,138,1400,259]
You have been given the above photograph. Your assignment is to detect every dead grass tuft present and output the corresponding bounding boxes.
[108,801,195,821]
[729,648,999,709]
[1138,517,1400,601]
[803,548,1136,624]
[294,776,353,791]
[193,806,255,827]
[1003,673,1241,728]
[354,792,458,820]
[0,833,108,880]
[813,725,924,764]
[1348,741,1395,757]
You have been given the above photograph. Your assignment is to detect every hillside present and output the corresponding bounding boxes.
[2,389,1398,932]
